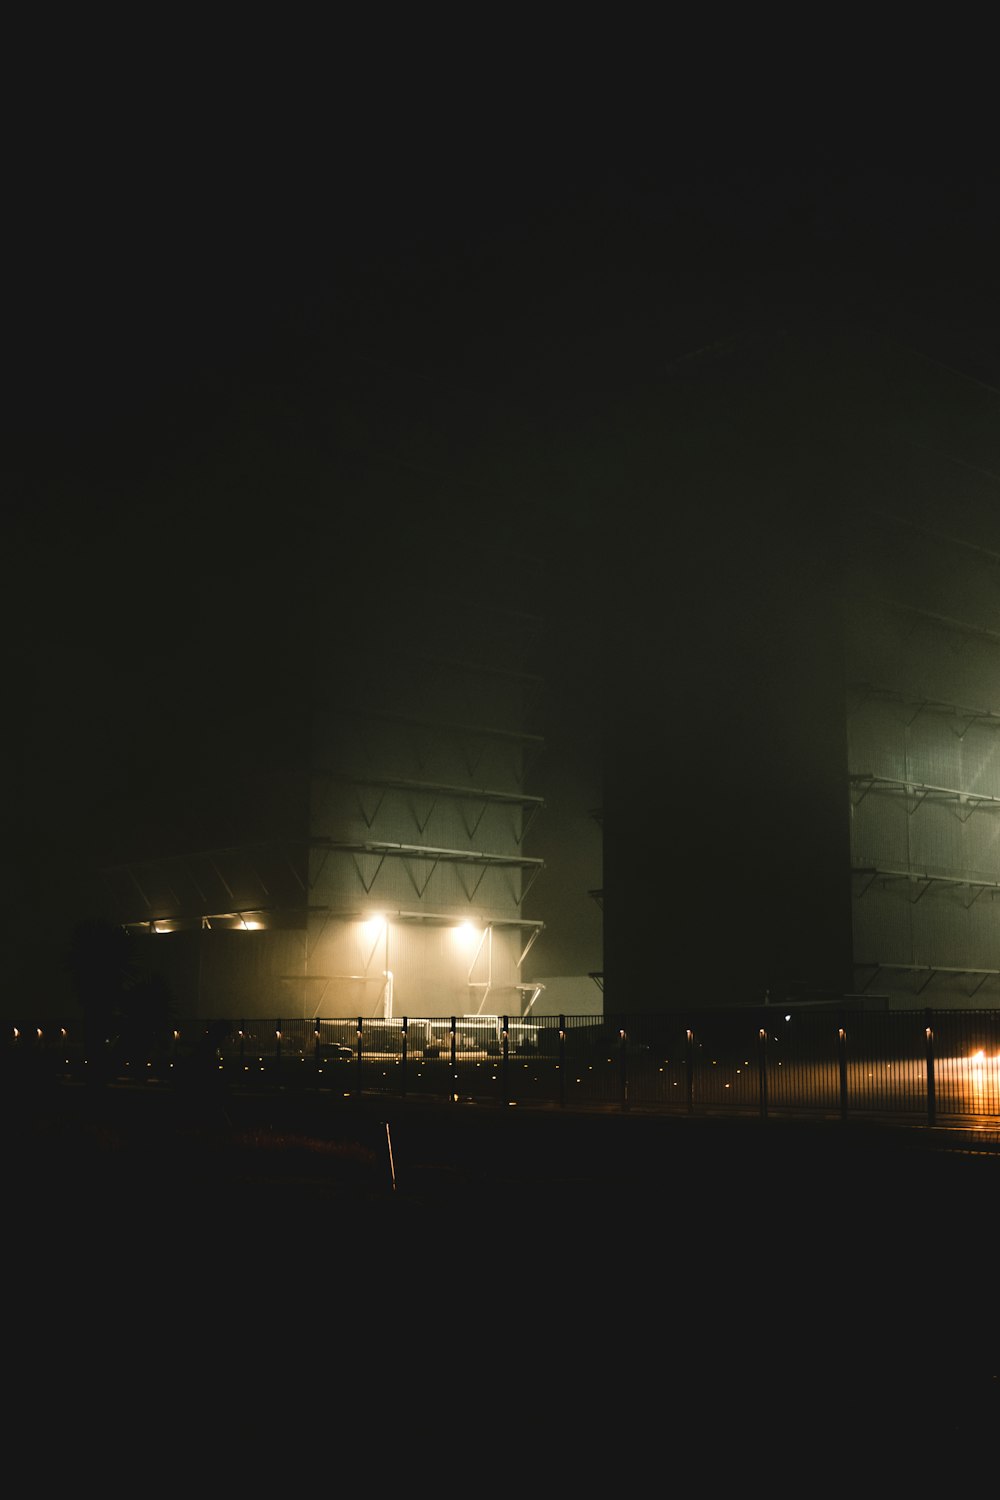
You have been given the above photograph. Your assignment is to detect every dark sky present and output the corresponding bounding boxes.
[9,124,1000,625]
[6,75,1000,997]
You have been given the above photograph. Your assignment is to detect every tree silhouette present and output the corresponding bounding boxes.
[64,919,135,1026]
[63,919,177,1078]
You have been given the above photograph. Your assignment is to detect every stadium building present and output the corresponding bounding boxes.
[605,321,1000,1012]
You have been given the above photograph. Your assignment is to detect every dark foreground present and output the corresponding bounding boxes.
[7,1079,997,1461]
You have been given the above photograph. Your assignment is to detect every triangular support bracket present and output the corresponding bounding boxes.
[404,856,440,899]
[352,851,388,895]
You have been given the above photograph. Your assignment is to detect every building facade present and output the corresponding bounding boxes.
[90,486,602,1028]
[81,323,1000,1025]
[94,600,551,1023]
[604,323,1000,1014]
[844,351,1000,1007]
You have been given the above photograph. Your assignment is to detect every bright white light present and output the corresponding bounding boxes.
[452,921,479,946]
[363,914,386,938]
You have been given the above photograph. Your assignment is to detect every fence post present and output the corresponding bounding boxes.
[355,1016,363,1095]
[450,1016,458,1099]
[925,1010,936,1127]
[501,1017,510,1103]
[685,1028,695,1114]
[619,1027,629,1112]
[400,1017,408,1098]
[757,1027,768,1120]
[838,1022,848,1121]
[558,1015,566,1110]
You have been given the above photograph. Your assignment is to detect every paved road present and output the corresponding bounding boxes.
[7,1080,997,1447]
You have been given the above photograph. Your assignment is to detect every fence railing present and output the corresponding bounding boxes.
[6,1007,1000,1124]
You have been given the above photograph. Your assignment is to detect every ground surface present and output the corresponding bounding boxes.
[7,1079,997,1457]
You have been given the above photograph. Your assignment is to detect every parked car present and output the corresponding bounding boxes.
[317,1041,354,1061]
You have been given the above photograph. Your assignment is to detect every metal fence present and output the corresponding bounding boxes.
[6,1006,1000,1124]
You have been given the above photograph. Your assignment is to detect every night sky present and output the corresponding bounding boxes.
[6,70,1000,1008]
